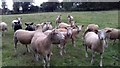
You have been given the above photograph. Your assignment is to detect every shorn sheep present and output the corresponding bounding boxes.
[13,29,36,54]
[71,25,84,47]
[84,29,112,67]
[0,22,7,36]
[42,22,53,32]
[12,17,22,29]
[35,22,53,32]
[58,22,77,29]
[13,25,43,54]
[44,27,73,56]
[104,27,120,44]
[31,29,64,67]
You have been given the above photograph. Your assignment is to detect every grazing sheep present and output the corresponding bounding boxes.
[31,29,64,67]
[0,22,7,35]
[25,22,35,31]
[67,15,74,23]
[55,15,61,25]
[104,27,120,44]
[12,17,22,29]
[71,25,84,47]
[84,29,112,67]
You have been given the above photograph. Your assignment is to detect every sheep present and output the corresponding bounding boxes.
[31,29,64,67]
[13,29,36,54]
[44,27,73,56]
[55,15,61,25]
[67,15,74,23]
[0,22,7,36]
[83,24,99,39]
[13,21,22,32]
[71,25,84,47]
[25,22,35,31]
[13,25,43,54]
[42,22,53,32]
[58,22,77,29]
[35,22,53,32]
[84,29,112,67]
[104,27,120,45]
[12,17,22,29]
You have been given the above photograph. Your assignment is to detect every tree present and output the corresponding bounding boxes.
[13,2,21,13]
[40,0,60,12]
[1,2,8,14]
[21,2,31,13]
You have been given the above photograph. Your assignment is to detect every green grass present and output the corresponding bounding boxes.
[1,10,119,66]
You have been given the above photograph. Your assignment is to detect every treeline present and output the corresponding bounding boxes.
[1,2,119,15]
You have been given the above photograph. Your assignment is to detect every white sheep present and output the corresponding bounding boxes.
[13,29,35,54]
[13,25,43,54]
[58,21,78,29]
[84,29,112,67]
[31,29,64,67]
[35,22,53,32]
[104,27,120,44]
[71,25,84,47]
[0,22,8,36]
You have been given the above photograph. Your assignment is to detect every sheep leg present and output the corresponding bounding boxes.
[112,40,116,45]
[43,55,50,67]
[60,45,63,56]
[91,50,95,65]
[13,37,18,54]
[25,45,30,53]
[100,53,103,67]
[85,45,88,58]
[35,53,39,61]
[59,41,65,56]
[72,38,76,47]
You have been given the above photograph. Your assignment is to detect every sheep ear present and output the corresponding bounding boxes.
[64,27,67,29]
[30,22,34,25]
[14,22,17,24]
[81,25,84,28]
[95,30,99,34]
[25,23,28,26]
[50,22,52,24]
[106,30,112,33]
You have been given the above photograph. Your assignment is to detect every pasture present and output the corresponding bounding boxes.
[1,10,119,66]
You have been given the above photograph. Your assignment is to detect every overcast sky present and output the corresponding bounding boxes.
[0,0,119,10]
[0,0,63,10]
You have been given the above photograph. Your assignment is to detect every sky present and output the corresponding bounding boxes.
[0,0,63,10]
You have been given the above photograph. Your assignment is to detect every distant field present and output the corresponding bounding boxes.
[1,10,119,66]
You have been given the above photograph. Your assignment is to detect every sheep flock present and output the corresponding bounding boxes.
[1,14,119,67]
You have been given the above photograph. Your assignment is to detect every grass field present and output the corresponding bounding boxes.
[1,10,119,66]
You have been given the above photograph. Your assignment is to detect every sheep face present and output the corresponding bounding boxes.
[42,22,53,32]
[25,22,35,31]
[65,27,73,38]
[50,30,65,41]
[98,29,112,40]
[14,22,22,32]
